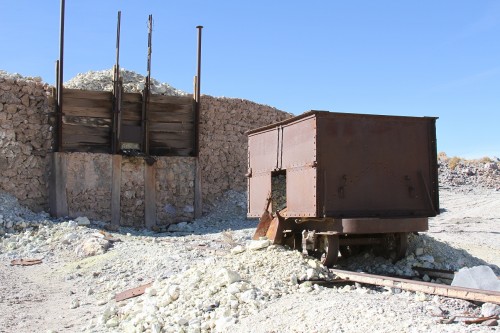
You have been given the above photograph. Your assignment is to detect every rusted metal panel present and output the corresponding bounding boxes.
[281,115,317,169]
[115,282,152,302]
[10,259,43,266]
[316,112,439,218]
[340,217,428,234]
[248,128,279,174]
[286,166,317,217]
[248,173,271,217]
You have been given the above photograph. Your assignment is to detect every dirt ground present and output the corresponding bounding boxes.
[0,188,499,333]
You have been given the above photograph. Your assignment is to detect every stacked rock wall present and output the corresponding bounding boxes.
[65,153,112,221]
[199,96,292,209]
[0,71,293,223]
[0,73,53,212]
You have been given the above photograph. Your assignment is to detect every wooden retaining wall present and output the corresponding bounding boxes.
[59,88,196,156]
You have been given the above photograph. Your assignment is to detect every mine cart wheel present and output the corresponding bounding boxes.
[339,245,362,259]
[313,235,339,267]
[395,232,408,261]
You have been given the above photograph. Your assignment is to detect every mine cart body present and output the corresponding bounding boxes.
[247,111,439,265]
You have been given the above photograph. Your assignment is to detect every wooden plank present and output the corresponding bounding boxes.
[62,127,110,140]
[64,96,113,109]
[64,106,112,119]
[149,110,194,123]
[149,122,194,132]
[150,131,194,142]
[62,145,110,154]
[64,105,113,119]
[149,147,193,156]
[144,163,156,228]
[48,152,68,218]
[122,103,142,121]
[63,115,111,127]
[148,102,193,114]
[149,94,193,104]
[122,92,142,103]
[63,89,112,101]
[63,132,110,145]
[111,155,122,226]
[331,269,500,305]
[122,120,141,127]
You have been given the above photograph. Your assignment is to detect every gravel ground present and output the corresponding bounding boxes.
[1,182,499,333]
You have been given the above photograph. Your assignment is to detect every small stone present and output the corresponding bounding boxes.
[415,247,424,256]
[415,292,427,302]
[168,285,180,301]
[105,317,119,328]
[218,268,241,286]
[75,216,91,226]
[230,245,245,255]
[481,303,500,317]
[482,319,498,327]
[418,255,435,263]
[96,299,108,306]
[70,299,80,309]
[247,239,271,250]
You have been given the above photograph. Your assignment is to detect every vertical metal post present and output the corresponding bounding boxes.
[112,11,122,154]
[55,60,60,151]
[194,26,203,156]
[193,26,204,218]
[142,14,153,155]
[195,26,203,103]
[57,0,66,152]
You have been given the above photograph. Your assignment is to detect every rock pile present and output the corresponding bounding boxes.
[64,68,187,96]
[113,244,332,332]
[438,154,500,192]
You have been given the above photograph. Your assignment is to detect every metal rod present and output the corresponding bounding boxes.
[57,0,65,152]
[112,11,122,154]
[55,60,60,152]
[194,25,203,156]
[195,26,203,103]
[116,11,121,76]
[142,14,153,155]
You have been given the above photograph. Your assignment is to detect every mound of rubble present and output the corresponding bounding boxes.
[438,154,500,192]
[64,68,187,96]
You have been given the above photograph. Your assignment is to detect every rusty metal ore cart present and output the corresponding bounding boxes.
[247,111,439,266]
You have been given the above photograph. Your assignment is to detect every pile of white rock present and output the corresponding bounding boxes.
[64,69,187,96]
[0,192,51,236]
[104,241,332,332]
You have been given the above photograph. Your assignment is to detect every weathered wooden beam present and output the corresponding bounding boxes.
[144,162,156,228]
[49,152,68,217]
[194,159,202,219]
[111,155,122,226]
[331,269,500,305]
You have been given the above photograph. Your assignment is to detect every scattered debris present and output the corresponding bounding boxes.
[331,268,500,304]
[115,282,153,302]
[10,258,43,266]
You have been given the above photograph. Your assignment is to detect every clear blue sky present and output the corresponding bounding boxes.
[1,1,499,158]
